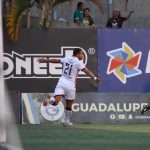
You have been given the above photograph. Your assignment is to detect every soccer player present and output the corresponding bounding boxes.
[141,105,150,115]
[38,48,101,126]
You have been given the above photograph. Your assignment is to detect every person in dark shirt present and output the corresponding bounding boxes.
[106,9,134,29]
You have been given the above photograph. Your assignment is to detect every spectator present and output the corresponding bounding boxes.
[106,9,134,29]
[73,2,84,26]
[82,8,95,28]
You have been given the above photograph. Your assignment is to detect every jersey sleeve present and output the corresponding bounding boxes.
[60,57,66,64]
[78,61,86,71]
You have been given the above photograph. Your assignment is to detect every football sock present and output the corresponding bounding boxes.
[65,110,72,120]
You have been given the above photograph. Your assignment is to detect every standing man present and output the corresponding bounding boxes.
[38,48,101,126]
[73,2,84,26]
[106,9,134,29]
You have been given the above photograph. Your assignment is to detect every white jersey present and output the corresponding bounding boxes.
[54,56,85,100]
[59,56,85,83]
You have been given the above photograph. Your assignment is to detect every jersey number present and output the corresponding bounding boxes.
[64,63,73,75]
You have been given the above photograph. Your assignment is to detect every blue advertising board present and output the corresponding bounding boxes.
[98,29,150,92]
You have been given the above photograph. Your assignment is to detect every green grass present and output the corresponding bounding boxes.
[1,124,150,150]
[19,124,150,150]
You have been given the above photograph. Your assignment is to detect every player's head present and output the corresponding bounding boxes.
[73,48,84,60]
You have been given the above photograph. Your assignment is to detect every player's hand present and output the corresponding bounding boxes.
[37,58,46,63]
[96,77,101,84]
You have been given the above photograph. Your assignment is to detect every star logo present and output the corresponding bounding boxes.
[107,42,142,84]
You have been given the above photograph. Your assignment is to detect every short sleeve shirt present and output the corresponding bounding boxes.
[60,56,85,82]
[106,17,127,28]
[74,10,83,23]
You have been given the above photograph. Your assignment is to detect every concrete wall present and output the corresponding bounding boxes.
[52,0,150,28]
[14,0,150,28]
[53,0,108,28]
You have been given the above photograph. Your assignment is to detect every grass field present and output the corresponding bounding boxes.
[1,124,150,150]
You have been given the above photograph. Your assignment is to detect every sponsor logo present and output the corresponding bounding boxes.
[40,102,64,121]
[72,102,148,121]
[72,102,147,112]
[109,114,133,120]
[107,42,142,84]
[4,47,89,79]
[88,48,95,54]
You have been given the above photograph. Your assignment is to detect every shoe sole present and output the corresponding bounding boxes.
[62,123,73,127]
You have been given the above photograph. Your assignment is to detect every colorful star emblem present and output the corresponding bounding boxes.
[107,42,142,84]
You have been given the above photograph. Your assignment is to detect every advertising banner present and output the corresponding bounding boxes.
[4,29,98,92]
[98,29,150,92]
[21,93,150,124]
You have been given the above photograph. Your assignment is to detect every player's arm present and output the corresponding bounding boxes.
[82,68,101,84]
[37,58,61,63]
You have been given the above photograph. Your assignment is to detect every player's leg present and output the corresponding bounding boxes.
[141,105,150,114]
[62,88,75,126]
[43,85,64,106]
[61,99,74,126]
[64,99,74,126]
[43,95,63,106]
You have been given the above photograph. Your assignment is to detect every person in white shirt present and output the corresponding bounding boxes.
[38,48,101,126]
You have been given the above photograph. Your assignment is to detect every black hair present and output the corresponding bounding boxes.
[84,8,90,12]
[77,2,83,9]
[73,48,82,56]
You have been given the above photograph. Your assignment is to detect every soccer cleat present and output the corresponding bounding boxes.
[43,96,51,106]
[141,105,150,115]
[59,113,66,124]
[43,100,49,106]
[63,119,73,127]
